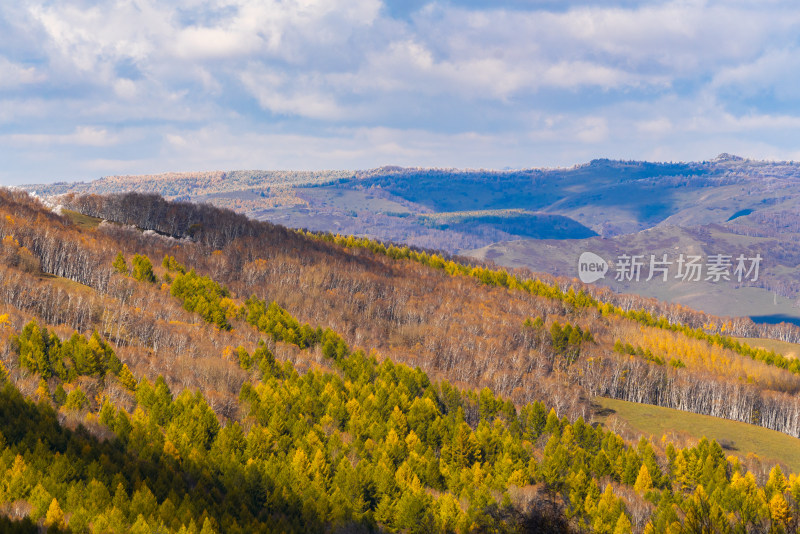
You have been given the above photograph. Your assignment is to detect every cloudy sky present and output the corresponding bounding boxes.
[2,0,800,184]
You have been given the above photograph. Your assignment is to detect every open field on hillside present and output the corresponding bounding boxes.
[61,208,102,230]
[734,337,800,359]
[593,397,800,473]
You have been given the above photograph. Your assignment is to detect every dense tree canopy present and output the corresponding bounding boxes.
[0,188,799,532]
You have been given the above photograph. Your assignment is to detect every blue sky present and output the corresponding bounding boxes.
[2,0,800,185]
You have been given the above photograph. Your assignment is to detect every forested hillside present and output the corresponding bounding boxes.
[25,157,800,326]
[1,188,800,532]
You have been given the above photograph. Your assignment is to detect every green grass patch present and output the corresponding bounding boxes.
[418,210,597,239]
[418,208,538,222]
[39,273,95,294]
[734,337,800,359]
[62,208,102,230]
[593,397,800,473]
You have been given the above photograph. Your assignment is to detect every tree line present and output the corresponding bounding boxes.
[5,189,800,530]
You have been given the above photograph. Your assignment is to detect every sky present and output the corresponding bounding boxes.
[2,0,800,185]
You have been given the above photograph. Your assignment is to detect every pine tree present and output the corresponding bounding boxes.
[53,383,67,406]
[199,517,218,534]
[622,449,642,485]
[85,479,112,515]
[111,482,129,518]
[613,512,633,534]
[158,498,177,528]
[766,465,789,497]
[114,409,133,441]
[592,485,624,533]
[130,483,158,520]
[99,398,116,427]
[83,333,104,377]
[103,507,127,533]
[129,515,152,534]
[634,464,653,495]
[395,485,432,533]
[44,498,65,529]
[131,254,156,283]
[544,408,560,434]
[35,378,49,401]
[6,455,30,500]
[29,484,53,520]
[478,387,497,421]
[64,387,88,411]
[769,493,791,531]
[592,450,613,479]
[113,252,128,275]
[118,363,137,390]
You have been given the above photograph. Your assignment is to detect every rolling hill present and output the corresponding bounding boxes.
[23,155,800,328]
[1,187,800,531]
[467,224,800,326]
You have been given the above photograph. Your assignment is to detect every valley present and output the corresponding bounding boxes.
[27,155,800,327]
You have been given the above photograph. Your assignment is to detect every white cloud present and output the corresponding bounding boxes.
[174,26,264,60]
[170,0,383,62]
[20,0,800,105]
[29,1,167,74]
[4,126,120,147]
[637,118,673,136]
[712,47,800,101]
[575,117,609,143]
[240,67,348,119]
[113,78,139,100]
[2,0,800,185]
[691,111,800,133]
[0,57,45,87]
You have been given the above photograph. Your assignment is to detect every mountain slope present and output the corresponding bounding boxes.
[467,224,800,325]
[24,156,800,328]
[2,188,800,532]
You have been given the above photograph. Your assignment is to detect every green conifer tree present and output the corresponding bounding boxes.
[113,252,128,275]
[131,254,156,283]
[44,498,65,530]
[64,387,88,411]
[118,363,138,390]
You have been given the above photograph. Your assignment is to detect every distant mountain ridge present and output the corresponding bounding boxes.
[25,155,800,238]
[23,155,800,324]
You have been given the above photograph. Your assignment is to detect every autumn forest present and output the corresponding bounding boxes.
[1,188,800,532]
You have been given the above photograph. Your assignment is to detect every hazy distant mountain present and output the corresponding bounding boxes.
[467,224,800,325]
[24,155,800,324]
